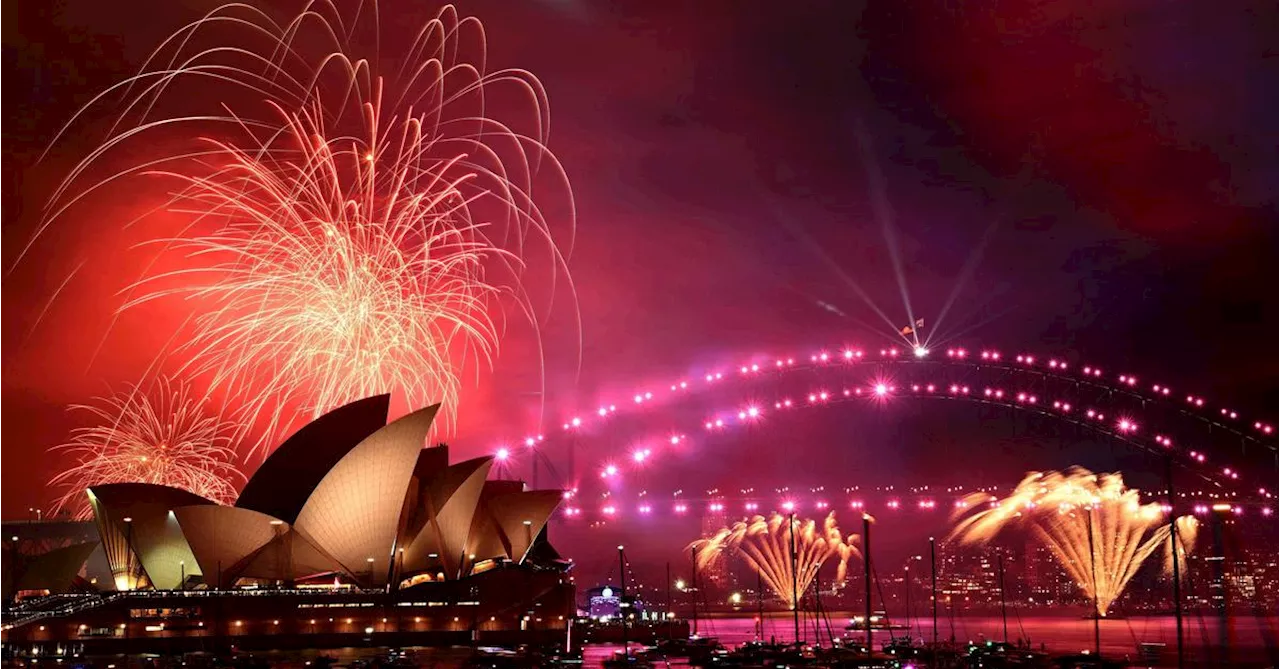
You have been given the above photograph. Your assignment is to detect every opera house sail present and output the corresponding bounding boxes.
[1,397,574,655]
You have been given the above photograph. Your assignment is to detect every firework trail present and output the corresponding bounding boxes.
[48,377,243,520]
[35,3,575,455]
[692,512,861,610]
[949,467,1198,617]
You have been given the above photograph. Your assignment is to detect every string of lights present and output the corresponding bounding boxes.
[500,344,1275,500]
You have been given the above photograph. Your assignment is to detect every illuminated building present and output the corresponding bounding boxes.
[699,498,730,592]
[1,396,573,656]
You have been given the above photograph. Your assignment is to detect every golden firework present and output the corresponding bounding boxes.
[48,377,243,519]
[38,4,576,457]
[950,467,1197,617]
[692,512,861,610]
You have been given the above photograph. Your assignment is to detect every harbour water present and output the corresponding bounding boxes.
[47,613,1276,668]
[584,612,1278,667]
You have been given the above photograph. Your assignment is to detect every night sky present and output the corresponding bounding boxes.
[3,0,1276,561]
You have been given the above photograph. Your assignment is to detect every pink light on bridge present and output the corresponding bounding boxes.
[602,464,619,478]
[781,500,795,511]
[533,340,1268,501]
[495,447,510,461]
[674,504,688,514]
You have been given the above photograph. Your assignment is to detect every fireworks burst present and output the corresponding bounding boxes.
[692,512,861,609]
[48,378,243,520]
[38,3,575,455]
[949,467,1198,617]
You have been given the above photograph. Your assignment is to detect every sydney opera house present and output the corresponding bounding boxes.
[1,397,574,656]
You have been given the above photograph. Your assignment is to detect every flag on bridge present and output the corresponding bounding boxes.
[900,318,925,336]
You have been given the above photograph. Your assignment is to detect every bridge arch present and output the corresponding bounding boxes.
[510,343,1274,519]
